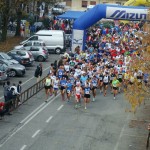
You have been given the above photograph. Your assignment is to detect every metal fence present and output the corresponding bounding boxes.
[10,76,46,110]
[19,77,45,104]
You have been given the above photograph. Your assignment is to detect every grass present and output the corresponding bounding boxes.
[0,36,24,52]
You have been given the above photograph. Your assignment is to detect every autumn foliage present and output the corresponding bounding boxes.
[124,12,150,113]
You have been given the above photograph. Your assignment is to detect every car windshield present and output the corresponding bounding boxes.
[2,60,12,65]
[17,51,26,56]
[2,53,12,60]
[0,64,7,71]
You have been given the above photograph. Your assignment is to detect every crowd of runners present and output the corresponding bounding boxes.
[43,21,149,110]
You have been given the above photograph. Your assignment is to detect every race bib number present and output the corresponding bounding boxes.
[85,90,90,94]
[67,90,70,93]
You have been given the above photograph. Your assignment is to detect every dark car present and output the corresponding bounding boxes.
[7,50,34,66]
[0,59,26,77]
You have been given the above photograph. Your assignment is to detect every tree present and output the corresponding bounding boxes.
[0,0,11,41]
[124,12,150,113]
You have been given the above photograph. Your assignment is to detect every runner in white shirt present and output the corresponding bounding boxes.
[64,62,70,72]
[53,77,59,96]
[103,73,109,96]
[74,83,82,109]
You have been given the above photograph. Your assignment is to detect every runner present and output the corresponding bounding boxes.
[74,83,82,109]
[98,70,104,93]
[83,81,91,109]
[110,69,116,93]
[117,70,123,93]
[91,75,98,102]
[66,79,73,102]
[112,76,120,100]
[53,76,59,96]
[57,66,64,79]
[59,77,67,101]
[103,72,109,96]
[44,75,52,102]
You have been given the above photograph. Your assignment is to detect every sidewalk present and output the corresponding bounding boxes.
[116,99,150,150]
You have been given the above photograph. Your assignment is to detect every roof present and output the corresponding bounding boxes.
[35,30,64,35]
[57,11,85,20]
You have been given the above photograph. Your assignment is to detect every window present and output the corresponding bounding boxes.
[29,36,38,41]
[0,55,3,59]
[16,51,26,56]
[90,1,96,5]
[82,1,88,7]
[30,47,39,51]
[24,42,32,47]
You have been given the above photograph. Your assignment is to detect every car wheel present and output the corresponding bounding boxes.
[55,48,61,54]
[37,55,44,62]
[10,70,16,77]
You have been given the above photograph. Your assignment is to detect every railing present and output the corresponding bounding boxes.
[8,76,47,110]
[19,77,46,104]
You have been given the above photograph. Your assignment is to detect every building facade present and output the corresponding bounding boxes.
[64,0,127,11]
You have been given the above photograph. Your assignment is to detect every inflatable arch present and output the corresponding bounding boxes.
[72,4,150,52]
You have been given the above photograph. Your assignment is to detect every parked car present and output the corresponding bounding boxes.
[0,64,8,82]
[15,40,46,51]
[20,30,65,54]
[7,49,34,66]
[19,46,49,62]
[0,52,19,64]
[29,46,49,62]
[0,59,26,77]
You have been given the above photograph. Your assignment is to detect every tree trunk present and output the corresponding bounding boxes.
[1,15,8,42]
[15,10,22,36]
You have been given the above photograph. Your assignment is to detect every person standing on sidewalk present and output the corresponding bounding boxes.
[34,63,43,82]
[17,81,22,105]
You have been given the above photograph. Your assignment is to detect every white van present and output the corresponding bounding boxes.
[20,30,65,54]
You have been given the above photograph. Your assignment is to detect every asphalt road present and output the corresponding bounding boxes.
[0,86,148,150]
[0,54,148,150]
[0,54,60,101]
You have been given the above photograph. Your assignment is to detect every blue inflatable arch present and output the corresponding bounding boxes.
[72,4,149,52]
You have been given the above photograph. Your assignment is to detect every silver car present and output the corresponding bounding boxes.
[16,40,46,50]
[8,49,35,66]
[0,59,26,77]
[0,52,19,64]
[19,46,49,62]
[0,64,8,82]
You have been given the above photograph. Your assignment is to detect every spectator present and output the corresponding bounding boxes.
[34,63,43,82]
[0,102,5,120]
[3,81,11,102]
[17,81,22,105]
[17,81,22,94]
[5,88,14,115]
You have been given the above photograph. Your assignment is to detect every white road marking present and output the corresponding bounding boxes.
[20,102,46,124]
[32,130,40,138]
[46,116,53,123]
[20,145,27,150]
[114,114,130,150]
[0,66,50,100]
[57,105,64,111]
[0,93,60,147]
